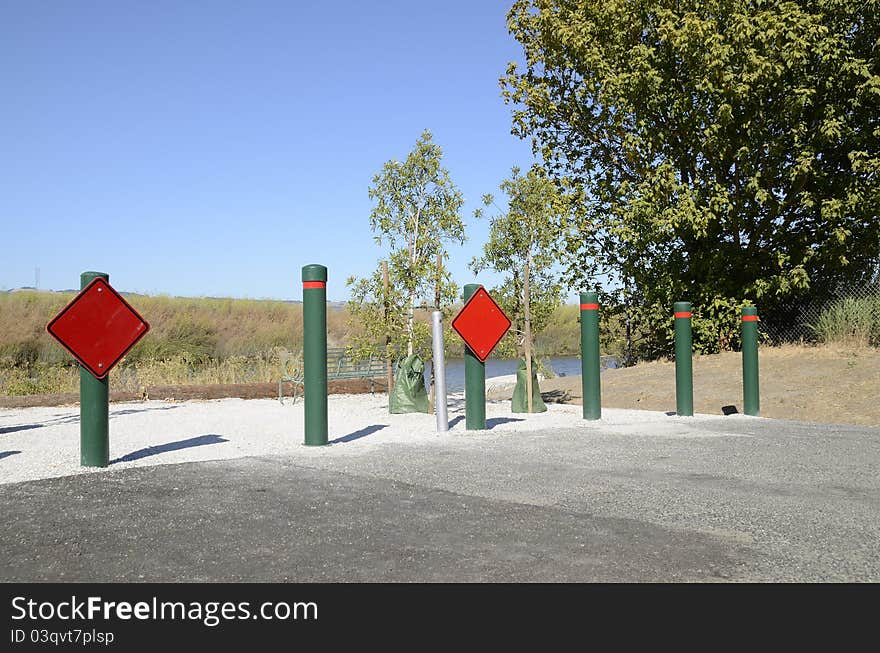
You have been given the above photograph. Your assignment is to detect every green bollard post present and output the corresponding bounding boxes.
[302,264,328,446]
[674,301,694,417]
[742,306,760,416]
[463,284,486,430]
[80,271,110,467]
[580,291,601,420]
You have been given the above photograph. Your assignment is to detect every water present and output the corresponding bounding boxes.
[425,355,618,392]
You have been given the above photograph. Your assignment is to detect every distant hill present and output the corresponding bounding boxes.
[4,287,315,303]
[7,287,78,294]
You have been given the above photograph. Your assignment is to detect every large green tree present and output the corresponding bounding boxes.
[471,165,566,410]
[503,0,880,356]
[347,130,465,364]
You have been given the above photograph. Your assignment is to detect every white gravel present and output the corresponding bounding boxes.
[0,393,753,485]
[484,373,545,391]
[484,374,518,390]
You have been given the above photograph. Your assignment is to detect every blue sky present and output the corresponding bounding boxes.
[0,0,574,303]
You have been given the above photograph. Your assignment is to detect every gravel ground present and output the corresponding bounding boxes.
[0,391,723,485]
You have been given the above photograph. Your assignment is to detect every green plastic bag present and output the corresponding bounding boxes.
[389,354,429,414]
[511,358,547,413]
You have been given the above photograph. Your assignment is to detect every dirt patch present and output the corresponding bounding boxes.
[4,345,877,427]
[522,344,880,427]
[0,379,389,409]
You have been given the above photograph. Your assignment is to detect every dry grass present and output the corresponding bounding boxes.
[0,292,336,395]
[0,352,296,396]
[0,292,303,362]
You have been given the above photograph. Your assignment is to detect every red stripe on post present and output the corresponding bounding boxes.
[674,312,692,318]
[742,315,759,321]
[302,281,326,289]
[580,303,599,310]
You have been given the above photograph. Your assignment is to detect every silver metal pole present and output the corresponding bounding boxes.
[431,311,448,432]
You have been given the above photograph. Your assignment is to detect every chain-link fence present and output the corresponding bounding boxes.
[760,281,880,346]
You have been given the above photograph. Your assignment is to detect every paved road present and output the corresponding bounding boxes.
[2,416,878,582]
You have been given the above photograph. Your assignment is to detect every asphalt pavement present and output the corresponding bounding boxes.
[2,415,878,582]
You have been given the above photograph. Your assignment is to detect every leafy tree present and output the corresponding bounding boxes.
[471,165,566,410]
[503,0,880,357]
[347,130,465,365]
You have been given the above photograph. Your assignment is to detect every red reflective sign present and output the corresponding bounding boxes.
[451,286,511,363]
[46,278,150,379]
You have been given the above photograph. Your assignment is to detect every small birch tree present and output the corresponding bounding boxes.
[471,166,565,411]
[348,130,465,364]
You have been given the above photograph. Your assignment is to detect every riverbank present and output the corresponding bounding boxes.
[517,344,880,427]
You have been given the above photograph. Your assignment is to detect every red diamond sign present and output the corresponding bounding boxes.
[46,278,150,379]
[451,286,511,363]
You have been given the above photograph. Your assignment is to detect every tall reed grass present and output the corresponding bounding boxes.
[0,351,299,396]
[809,294,880,347]
[0,291,315,365]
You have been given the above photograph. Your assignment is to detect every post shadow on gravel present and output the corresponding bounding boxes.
[444,416,522,430]
[111,434,228,463]
[0,451,21,460]
[0,424,45,434]
[0,414,81,433]
[0,406,182,436]
[486,417,525,429]
[330,424,388,444]
[111,405,182,417]
[448,415,465,429]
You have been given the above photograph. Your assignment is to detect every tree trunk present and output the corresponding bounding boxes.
[523,249,533,413]
[428,251,442,414]
[382,261,393,394]
[407,290,415,357]
[624,280,633,367]
[407,206,421,358]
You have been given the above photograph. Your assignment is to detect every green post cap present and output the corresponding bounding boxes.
[742,306,758,316]
[581,291,598,304]
[674,301,692,313]
[463,283,480,299]
[302,264,328,283]
[81,271,109,284]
